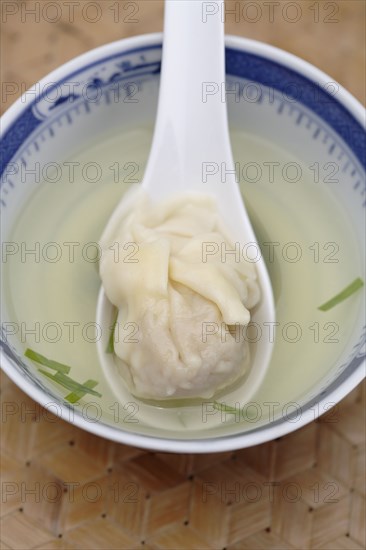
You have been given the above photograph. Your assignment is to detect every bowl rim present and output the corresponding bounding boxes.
[1,33,365,135]
[1,32,365,453]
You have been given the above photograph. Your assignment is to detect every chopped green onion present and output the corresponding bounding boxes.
[25,348,102,403]
[38,369,102,397]
[318,277,364,311]
[65,380,100,404]
[25,348,71,374]
[213,401,238,414]
[24,348,102,403]
[106,310,118,354]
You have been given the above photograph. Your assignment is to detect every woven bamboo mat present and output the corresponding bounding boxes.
[1,370,365,549]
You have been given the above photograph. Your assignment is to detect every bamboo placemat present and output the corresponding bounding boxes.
[1,1,365,549]
[1,371,365,549]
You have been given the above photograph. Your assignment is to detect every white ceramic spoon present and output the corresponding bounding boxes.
[96,0,275,404]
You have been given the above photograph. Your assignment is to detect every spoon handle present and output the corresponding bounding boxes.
[143,0,234,198]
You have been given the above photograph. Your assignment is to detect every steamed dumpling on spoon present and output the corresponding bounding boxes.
[99,189,260,399]
[96,0,275,404]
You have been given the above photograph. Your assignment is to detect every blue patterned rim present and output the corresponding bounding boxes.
[0,36,365,451]
[1,44,365,177]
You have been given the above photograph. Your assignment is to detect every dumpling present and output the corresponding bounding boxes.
[99,188,260,400]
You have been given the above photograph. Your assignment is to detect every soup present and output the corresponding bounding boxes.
[3,127,362,436]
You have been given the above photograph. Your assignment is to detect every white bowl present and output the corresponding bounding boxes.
[1,34,365,452]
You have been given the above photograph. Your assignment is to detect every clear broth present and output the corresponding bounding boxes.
[4,127,362,435]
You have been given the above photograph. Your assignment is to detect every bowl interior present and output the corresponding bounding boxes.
[1,36,365,451]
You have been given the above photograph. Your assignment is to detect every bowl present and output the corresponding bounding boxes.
[1,33,365,453]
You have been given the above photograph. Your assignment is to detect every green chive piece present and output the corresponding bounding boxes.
[38,369,102,397]
[318,277,364,311]
[213,401,238,414]
[25,348,71,374]
[26,348,102,402]
[106,310,118,354]
[65,380,100,403]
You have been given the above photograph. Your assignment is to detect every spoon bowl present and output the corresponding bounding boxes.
[96,0,275,404]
